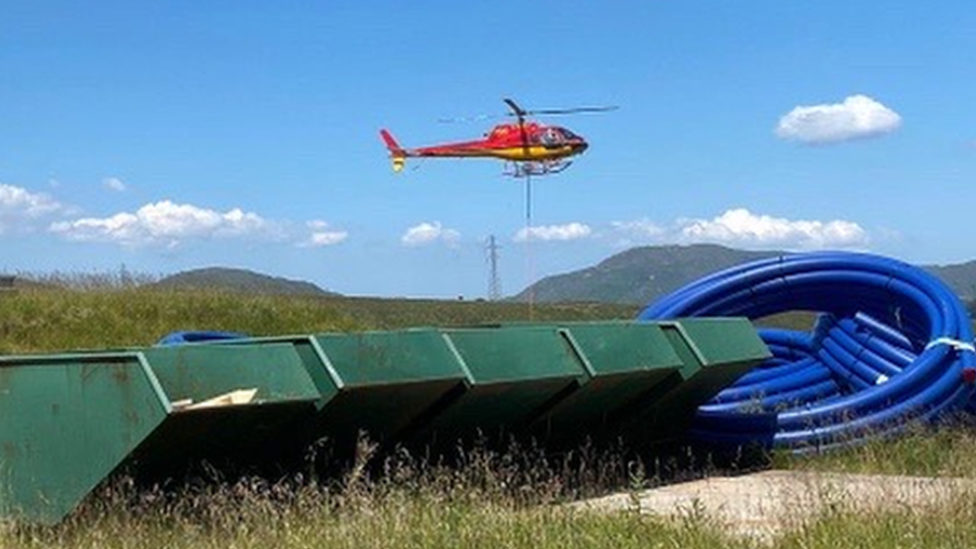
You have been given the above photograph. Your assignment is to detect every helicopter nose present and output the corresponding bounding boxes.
[575,141,589,154]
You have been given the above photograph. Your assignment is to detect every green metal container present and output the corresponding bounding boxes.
[131,343,323,476]
[409,325,588,447]
[306,329,469,445]
[0,353,168,524]
[620,318,773,444]
[528,321,688,446]
[0,343,324,524]
[0,318,769,525]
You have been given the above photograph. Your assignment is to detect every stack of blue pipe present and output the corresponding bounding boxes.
[638,251,976,452]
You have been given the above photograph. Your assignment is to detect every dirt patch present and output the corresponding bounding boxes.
[569,470,976,542]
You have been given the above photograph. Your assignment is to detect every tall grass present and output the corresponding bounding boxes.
[6,429,976,548]
[0,438,740,549]
[4,492,738,549]
[0,290,355,353]
[774,421,976,478]
[0,288,637,353]
[13,267,161,291]
[9,491,976,549]
[776,496,976,549]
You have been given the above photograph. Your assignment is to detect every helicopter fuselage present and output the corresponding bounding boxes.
[406,122,588,161]
[380,121,588,174]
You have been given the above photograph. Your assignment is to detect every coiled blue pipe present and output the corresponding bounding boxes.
[638,251,976,452]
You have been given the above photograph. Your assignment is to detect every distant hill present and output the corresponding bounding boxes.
[0,274,55,291]
[923,260,976,301]
[514,245,976,305]
[514,244,781,305]
[152,267,338,296]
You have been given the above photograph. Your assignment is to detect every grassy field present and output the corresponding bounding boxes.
[2,287,976,547]
[4,428,976,549]
[0,287,638,353]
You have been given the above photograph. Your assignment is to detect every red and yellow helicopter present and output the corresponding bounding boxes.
[380,98,615,177]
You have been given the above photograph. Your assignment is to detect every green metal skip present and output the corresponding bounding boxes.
[0,319,769,524]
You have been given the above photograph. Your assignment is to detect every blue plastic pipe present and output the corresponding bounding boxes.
[638,251,976,451]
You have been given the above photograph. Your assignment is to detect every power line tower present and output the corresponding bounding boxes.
[485,235,502,301]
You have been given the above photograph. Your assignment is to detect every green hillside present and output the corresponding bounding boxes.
[923,260,976,300]
[151,267,338,296]
[514,244,780,305]
[514,245,976,306]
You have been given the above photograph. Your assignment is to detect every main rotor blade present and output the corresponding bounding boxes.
[524,105,619,116]
[503,98,527,117]
[504,98,527,127]
[436,113,501,124]
[437,102,618,124]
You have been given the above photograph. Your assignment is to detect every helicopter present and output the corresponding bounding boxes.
[380,98,615,177]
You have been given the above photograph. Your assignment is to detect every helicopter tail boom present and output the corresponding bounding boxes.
[380,129,408,172]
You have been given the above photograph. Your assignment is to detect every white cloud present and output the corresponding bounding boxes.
[677,208,868,249]
[514,222,592,243]
[50,200,273,247]
[0,182,62,217]
[401,221,461,248]
[775,94,902,145]
[611,219,665,237]
[300,220,348,248]
[609,218,664,247]
[103,177,127,192]
[0,182,63,233]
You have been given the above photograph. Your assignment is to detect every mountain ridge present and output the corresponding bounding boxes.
[514,244,976,305]
[151,266,338,296]
[130,246,976,305]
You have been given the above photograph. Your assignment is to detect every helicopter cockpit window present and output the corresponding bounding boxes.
[558,128,580,141]
[540,128,563,146]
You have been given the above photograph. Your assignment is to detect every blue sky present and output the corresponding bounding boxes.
[2,2,975,299]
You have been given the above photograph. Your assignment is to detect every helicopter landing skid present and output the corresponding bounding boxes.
[504,160,573,178]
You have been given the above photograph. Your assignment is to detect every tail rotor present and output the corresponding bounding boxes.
[379,129,407,172]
